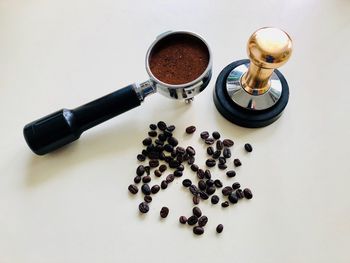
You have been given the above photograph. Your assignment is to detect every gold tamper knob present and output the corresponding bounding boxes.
[241,27,292,95]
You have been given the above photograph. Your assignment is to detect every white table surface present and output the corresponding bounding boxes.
[1,0,350,262]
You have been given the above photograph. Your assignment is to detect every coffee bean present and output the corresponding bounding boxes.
[179,216,187,224]
[167,136,178,147]
[169,159,180,168]
[181,179,191,188]
[149,123,157,130]
[236,189,244,199]
[137,154,146,162]
[206,179,214,187]
[155,139,164,146]
[211,195,220,204]
[199,191,209,200]
[189,185,199,196]
[139,202,149,213]
[142,137,152,146]
[149,159,159,168]
[136,165,145,176]
[148,130,157,137]
[207,146,214,155]
[233,158,242,167]
[192,207,202,217]
[191,164,199,172]
[171,150,177,158]
[174,170,183,177]
[232,182,241,190]
[142,175,151,183]
[186,126,196,134]
[243,188,253,199]
[144,166,151,175]
[141,184,151,195]
[206,158,216,167]
[223,148,231,158]
[198,216,208,227]
[206,186,216,195]
[193,226,204,235]
[228,193,238,204]
[151,185,160,194]
[216,224,224,233]
[164,156,172,163]
[177,164,184,171]
[183,153,190,161]
[159,152,165,160]
[166,174,175,183]
[218,163,227,170]
[204,170,211,179]
[222,186,233,196]
[128,184,138,194]
[134,176,141,184]
[198,180,206,191]
[158,165,166,173]
[188,156,195,165]
[176,155,183,164]
[144,195,152,203]
[213,150,221,159]
[223,139,234,147]
[226,170,236,178]
[186,146,196,156]
[176,146,186,155]
[244,143,253,152]
[187,215,198,225]
[164,144,174,153]
[158,133,167,142]
[157,121,167,131]
[148,151,159,160]
[205,138,215,145]
[193,195,200,205]
[200,131,209,139]
[214,179,223,188]
[212,131,221,139]
[163,130,173,138]
[218,157,226,164]
[167,125,176,132]
[216,140,223,150]
[154,170,162,177]
[221,201,229,207]
[197,169,205,179]
[160,207,169,218]
[161,180,168,189]
[142,149,148,157]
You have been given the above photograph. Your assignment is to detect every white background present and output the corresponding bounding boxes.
[1,0,350,262]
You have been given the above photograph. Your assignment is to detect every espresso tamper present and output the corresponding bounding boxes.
[214,27,293,127]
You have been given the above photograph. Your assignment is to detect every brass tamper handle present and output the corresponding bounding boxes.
[241,27,292,95]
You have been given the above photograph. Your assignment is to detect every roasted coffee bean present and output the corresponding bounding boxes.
[197,169,205,179]
[142,149,148,157]
[191,164,199,172]
[142,175,151,183]
[148,151,160,160]
[167,136,178,147]
[223,139,234,147]
[211,195,220,204]
[228,193,238,204]
[223,148,231,158]
[174,170,183,177]
[149,159,159,168]
[176,154,183,163]
[200,131,209,139]
[158,164,167,173]
[226,170,236,178]
[182,179,192,187]
[154,170,162,178]
[221,201,229,207]
[206,179,214,187]
[166,174,175,183]
[193,195,200,205]
[142,137,152,146]
[216,140,223,150]
[160,207,169,218]
[171,150,177,158]
[179,216,187,224]
[151,185,160,194]
[218,163,227,170]
[149,123,157,130]
[164,144,174,153]
[236,189,244,199]
[155,139,164,146]
[163,130,173,138]
[136,165,145,176]
[214,179,223,188]
[244,143,253,152]
[146,144,155,153]
[137,154,146,162]
[169,159,180,168]
[176,146,186,155]
[193,226,204,235]
[212,131,221,139]
[186,126,196,134]
[141,184,151,195]
[164,156,172,163]
[199,191,209,200]
[189,185,199,196]
[243,188,253,199]
[198,180,206,191]
[187,215,198,225]
[177,164,184,171]
[232,182,241,190]
[186,146,196,156]
[222,186,233,196]
[183,153,190,161]
[206,158,216,167]
[234,158,242,167]
[166,125,176,132]
[207,146,214,155]
[205,138,215,145]
[144,195,152,203]
[213,150,221,159]
[198,216,208,227]
[204,170,211,179]
[155,145,164,152]
[192,207,202,217]
[134,175,141,184]
[148,130,157,137]
[157,121,167,131]
[216,224,224,233]
[219,157,226,164]
[188,156,195,165]
[206,186,216,195]
[158,133,167,142]
[128,184,138,194]
[139,202,149,213]
[161,180,168,189]
[144,166,151,175]
[159,152,165,160]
